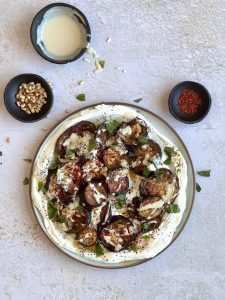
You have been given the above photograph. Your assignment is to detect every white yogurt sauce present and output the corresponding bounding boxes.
[37,7,88,60]
[31,104,188,264]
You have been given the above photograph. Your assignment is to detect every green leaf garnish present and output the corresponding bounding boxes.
[106,120,119,136]
[56,213,68,225]
[155,169,163,180]
[38,181,46,193]
[23,158,32,163]
[76,93,86,101]
[23,177,29,185]
[131,244,138,252]
[95,243,104,256]
[141,223,149,230]
[196,182,201,192]
[47,202,58,219]
[65,149,76,158]
[116,194,126,207]
[197,170,211,177]
[142,235,150,241]
[88,138,97,152]
[0,151,2,156]
[166,204,180,214]
[75,206,83,214]
[142,166,150,178]
[138,135,148,144]
[133,98,143,103]
[99,60,105,68]
[164,147,174,165]
[48,154,60,170]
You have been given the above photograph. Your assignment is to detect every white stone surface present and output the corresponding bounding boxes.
[0,0,225,299]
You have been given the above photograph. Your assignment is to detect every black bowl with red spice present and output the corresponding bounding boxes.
[168,81,211,124]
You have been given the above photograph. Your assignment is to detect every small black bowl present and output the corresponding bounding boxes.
[168,81,211,124]
[4,74,53,123]
[30,3,91,64]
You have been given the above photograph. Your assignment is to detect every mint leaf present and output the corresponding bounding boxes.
[38,181,46,193]
[23,158,32,163]
[56,213,68,225]
[49,154,60,170]
[166,204,180,214]
[164,147,174,165]
[95,243,104,256]
[88,138,97,152]
[47,202,58,219]
[138,135,148,144]
[141,223,149,230]
[65,149,76,158]
[142,235,150,241]
[142,166,150,178]
[99,60,105,68]
[75,206,83,214]
[106,120,119,136]
[117,194,126,207]
[196,182,201,192]
[155,169,163,180]
[76,94,86,101]
[131,244,138,252]
[197,170,211,177]
[133,98,143,103]
[23,177,29,185]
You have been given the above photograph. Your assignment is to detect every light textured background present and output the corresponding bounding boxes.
[0,0,224,299]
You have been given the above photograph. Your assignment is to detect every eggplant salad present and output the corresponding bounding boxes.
[41,117,182,261]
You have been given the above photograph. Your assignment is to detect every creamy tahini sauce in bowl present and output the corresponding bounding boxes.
[30,104,195,268]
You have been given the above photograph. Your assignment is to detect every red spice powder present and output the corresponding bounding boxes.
[178,89,201,115]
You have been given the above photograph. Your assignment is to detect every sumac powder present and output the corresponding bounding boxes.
[178,89,201,115]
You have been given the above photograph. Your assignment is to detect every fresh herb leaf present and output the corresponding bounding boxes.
[133,98,143,103]
[142,235,150,241]
[138,135,148,144]
[95,243,104,256]
[164,147,174,165]
[23,177,29,185]
[65,149,76,158]
[0,151,2,156]
[197,170,211,177]
[141,223,149,230]
[106,120,119,136]
[99,60,105,68]
[142,166,150,178]
[38,181,46,193]
[131,244,138,252]
[47,202,58,219]
[48,154,60,170]
[23,158,32,163]
[155,169,163,180]
[117,194,126,207]
[88,138,97,152]
[56,214,68,225]
[166,204,180,214]
[196,182,201,192]
[76,93,86,101]
[75,206,83,214]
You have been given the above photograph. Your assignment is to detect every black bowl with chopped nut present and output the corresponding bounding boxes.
[4,73,53,122]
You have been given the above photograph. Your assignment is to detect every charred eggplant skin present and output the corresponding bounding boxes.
[100,216,136,252]
[82,159,107,182]
[91,201,112,231]
[77,227,98,247]
[55,121,96,159]
[140,216,162,233]
[67,206,90,234]
[127,197,141,219]
[95,122,110,148]
[83,182,109,207]
[138,197,164,220]
[107,170,129,195]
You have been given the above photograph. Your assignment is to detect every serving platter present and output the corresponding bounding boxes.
[30,102,195,268]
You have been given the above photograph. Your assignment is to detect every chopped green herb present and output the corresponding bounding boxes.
[142,235,150,241]
[164,146,174,165]
[23,158,32,163]
[56,214,68,225]
[166,203,180,214]
[48,154,60,170]
[141,223,149,230]
[75,206,83,214]
[106,120,119,136]
[47,202,58,219]
[88,138,97,152]
[142,166,150,178]
[76,93,86,101]
[133,98,143,103]
[155,169,163,180]
[131,244,138,252]
[197,170,211,177]
[23,177,29,185]
[99,60,105,68]
[38,181,46,194]
[196,182,201,192]
[0,151,2,156]
[116,194,126,207]
[65,149,76,158]
[138,135,148,144]
[95,243,104,256]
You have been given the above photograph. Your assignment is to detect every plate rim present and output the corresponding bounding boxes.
[29,102,196,269]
